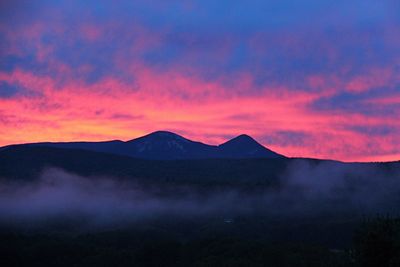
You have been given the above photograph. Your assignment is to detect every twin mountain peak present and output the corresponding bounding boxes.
[12,131,285,160]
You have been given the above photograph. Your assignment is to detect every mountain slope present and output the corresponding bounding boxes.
[219,134,284,158]
[124,131,218,159]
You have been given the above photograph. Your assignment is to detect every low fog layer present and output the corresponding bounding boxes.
[0,160,399,226]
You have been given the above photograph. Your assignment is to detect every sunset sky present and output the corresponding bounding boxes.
[1,0,399,162]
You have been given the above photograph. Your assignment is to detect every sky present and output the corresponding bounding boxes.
[0,0,399,162]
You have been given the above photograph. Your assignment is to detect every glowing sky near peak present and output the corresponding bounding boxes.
[0,0,399,162]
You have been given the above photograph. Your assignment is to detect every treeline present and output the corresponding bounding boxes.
[352,216,400,267]
[0,216,399,267]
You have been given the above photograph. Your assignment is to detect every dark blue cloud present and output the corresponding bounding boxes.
[0,81,21,98]
[345,125,398,136]
[311,87,400,116]
[1,0,399,94]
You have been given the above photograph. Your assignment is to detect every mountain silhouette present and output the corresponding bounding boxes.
[218,134,283,158]
[124,131,218,159]
[2,131,285,160]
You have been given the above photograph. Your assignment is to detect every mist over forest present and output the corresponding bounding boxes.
[1,159,399,227]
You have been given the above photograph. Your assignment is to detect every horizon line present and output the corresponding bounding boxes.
[1,130,398,164]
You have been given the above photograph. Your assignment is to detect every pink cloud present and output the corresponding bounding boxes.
[1,65,399,162]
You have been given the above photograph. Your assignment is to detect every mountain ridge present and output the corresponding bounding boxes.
[0,131,285,160]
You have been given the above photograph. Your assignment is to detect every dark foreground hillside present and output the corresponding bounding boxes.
[1,145,398,188]
[0,146,399,266]
[1,217,399,267]
[0,146,288,189]
[0,227,352,267]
